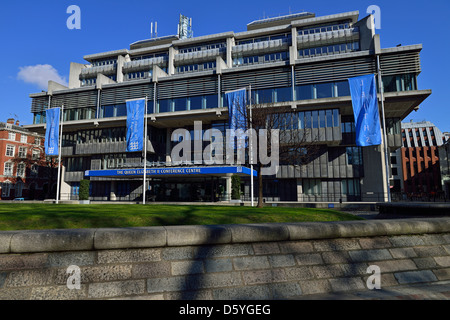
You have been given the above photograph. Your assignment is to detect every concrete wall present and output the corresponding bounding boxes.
[1,218,450,300]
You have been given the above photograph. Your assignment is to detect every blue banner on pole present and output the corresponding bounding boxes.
[45,108,60,156]
[126,99,145,152]
[348,74,382,147]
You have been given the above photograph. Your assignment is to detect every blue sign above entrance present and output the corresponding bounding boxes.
[85,166,258,178]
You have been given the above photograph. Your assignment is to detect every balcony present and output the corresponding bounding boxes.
[297,28,359,49]
[123,56,168,73]
[232,39,289,56]
[80,64,117,78]
[174,48,225,64]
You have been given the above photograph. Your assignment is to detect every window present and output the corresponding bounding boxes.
[341,179,361,196]
[32,149,40,160]
[174,97,187,112]
[31,164,38,176]
[392,168,398,176]
[4,162,13,176]
[2,182,11,197]
[303,179,322,195]
[8,132,16,141]
[17,163,26,177]
[296,84,314,100]
[71,183,80,197]
[335,81,350,97]
[21,135,27,143]
[391,156,397,165]
[346,147,362,166]
[158,99,172,113]
[18,147,27,158]
[6,145,15,157]
[190,96,204,110]
[35,138,41,145]
[316,83,333,99]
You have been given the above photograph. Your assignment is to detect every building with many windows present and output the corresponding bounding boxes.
[390,121,447,198]
[24,10,431,203]
[0,118,54,200]
[439,138,450,200]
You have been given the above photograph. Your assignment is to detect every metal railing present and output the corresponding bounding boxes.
[59,191,450,203]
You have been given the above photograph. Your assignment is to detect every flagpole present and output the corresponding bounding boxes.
[376,57,391,203]
[249,84,254,207]
[143,96,148,205]
[56,105,64,204]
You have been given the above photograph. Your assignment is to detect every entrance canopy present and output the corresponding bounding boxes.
[85,166,257,178]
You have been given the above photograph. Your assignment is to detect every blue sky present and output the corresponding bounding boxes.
[0,0,449,132]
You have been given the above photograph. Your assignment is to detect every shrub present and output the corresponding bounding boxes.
[79,180,90,201]
[231,175,241,200]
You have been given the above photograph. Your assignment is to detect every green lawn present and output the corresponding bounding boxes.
[0,203,364,231]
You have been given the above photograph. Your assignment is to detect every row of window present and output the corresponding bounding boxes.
[159,94,218,113]
[91,59,117,67]
[303,178,361,196]
[6,132,32,143]
[5,145,40,159]
[81,78,97,87]
[33,73,418,123]
[131,53,168,61]
[298,42,360,59]
[127,71,150,80]
[274,109,340,130]
[3,162,39,177]
[176,61,216,74]
[178,41,226,54]
[236,33,292,46]
[233,51,289,67]
[383,74,417,93]
[298,22,354,36]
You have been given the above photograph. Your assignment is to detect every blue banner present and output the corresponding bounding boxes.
[226,88,247,131]
[126,99,145,152]
[85,166,258,177]
[45,108,61,156]
[348,74,382,147]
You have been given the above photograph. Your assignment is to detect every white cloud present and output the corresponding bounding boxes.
[17,64,68,90]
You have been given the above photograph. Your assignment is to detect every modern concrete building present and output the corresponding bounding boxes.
[23,10,431,203]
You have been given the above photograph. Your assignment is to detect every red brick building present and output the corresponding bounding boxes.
[399,121,447,195]
[0,118,57,200]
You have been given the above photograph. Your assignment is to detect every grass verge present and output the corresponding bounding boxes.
[0,203,364,231]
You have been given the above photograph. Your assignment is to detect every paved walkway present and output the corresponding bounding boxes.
[295,280,450,300]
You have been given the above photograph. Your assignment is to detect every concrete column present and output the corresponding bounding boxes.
[225,176,232,202]
[60,165,71,201]
[110,181,117,201]
[166,128,173,164]
[290,27,298,64]
[296,179,303,202]
[69,62,86,89]
[168,47,178,75]
[116,55,126,83]
[361,145,388,202]
[226,37,235,68]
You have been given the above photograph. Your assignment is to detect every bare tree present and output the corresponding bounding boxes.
[229,96,319,208]
[10,149,59,199]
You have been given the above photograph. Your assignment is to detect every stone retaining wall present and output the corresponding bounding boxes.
[1,218,450,300]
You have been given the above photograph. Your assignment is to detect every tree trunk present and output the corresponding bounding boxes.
[257,165,264,208]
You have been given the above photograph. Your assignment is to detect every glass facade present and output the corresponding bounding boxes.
[295,81,351,101]
[298,42,360,59]
[233,51,289,67]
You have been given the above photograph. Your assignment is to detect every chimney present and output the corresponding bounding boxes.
[15,120,19,126]
[7,118,14,124]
